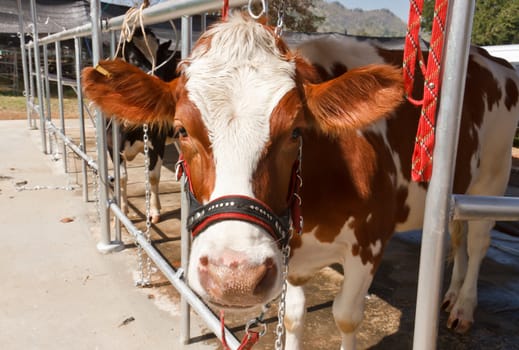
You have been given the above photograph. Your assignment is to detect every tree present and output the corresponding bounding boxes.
[421,0,519,45]
[249,0,325,32]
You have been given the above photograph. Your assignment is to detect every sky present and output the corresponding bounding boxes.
[336,0,410,21]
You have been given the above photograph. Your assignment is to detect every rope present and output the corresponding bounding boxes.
[113,1,156,73]
[403,0,449,182]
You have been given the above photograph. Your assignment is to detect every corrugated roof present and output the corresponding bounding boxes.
[0,0,139,34]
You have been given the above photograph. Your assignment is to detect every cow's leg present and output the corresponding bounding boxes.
[148,156,162,224]
[120,159,129,215]
[446,220,493,333]
[442,220,468,312]
[334,252,373,350]
[284,283,306,350]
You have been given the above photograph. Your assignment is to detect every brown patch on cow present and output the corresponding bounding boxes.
[505,78,519,111]
[253,89,305,214]
[473,46,516,70]
[284,316,296,333]
[296,128,398,271]
[304,65,404,137]
[336,319,358,334]
[82,59,177,126]
[287,275,312,286]
[174,90,215,203]
[451,54,506,194]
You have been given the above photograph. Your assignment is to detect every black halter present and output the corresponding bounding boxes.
[175,153,302,249]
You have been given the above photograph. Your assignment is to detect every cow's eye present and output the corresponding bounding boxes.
[291,128,302,140]
[175,126,188,138]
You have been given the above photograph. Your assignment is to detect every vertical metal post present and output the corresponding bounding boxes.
[74,37,89,202]
[16,0,32,129]
[412,1,475,349]
[30,0,48,154]
[90,0,122,253]
[43,44,53,154]
[180,15,193,345]
[55,40,68,171]
[27,40,36,129]
[110,29,122,243]
[181,16,192,59]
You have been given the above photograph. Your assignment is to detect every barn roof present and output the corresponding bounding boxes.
[0,0,135,34]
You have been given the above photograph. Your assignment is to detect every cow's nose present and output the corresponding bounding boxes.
[198,249,277,308]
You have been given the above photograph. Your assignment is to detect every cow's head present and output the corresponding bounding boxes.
[82,13,403,309]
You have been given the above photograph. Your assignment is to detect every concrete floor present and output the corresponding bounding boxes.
[0,120,213,350]
[2,119,519,350]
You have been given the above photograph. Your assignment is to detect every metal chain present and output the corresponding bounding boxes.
[135,123,153,287]
[15,184,78,192]
[92,167,101,223]
[275,0,285,37]
[248,0,267,19]
[275,243,290,350]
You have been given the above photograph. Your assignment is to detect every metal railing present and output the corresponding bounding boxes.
[16,0,519,349]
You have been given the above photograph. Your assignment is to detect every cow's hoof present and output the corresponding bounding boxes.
[447,311,473,333]
[441,292,457,312]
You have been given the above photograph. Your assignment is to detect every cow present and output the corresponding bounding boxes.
[82,12,519,349]
[106,29,178,223]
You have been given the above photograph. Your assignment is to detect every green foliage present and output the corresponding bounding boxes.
[421,0,519,45]
[250,0,325,32]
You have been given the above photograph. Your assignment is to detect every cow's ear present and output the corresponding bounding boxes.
[303,64,404,135]
[82,59,177,126]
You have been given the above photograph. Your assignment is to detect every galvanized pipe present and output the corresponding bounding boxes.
[109,202,241,349]
[29,0,48,154]
[74,37,90,202]
[451,195,519,221]
[109,29,123,243]
[26,43,37,129]
[32,0,249,46]
[180,15,194,345]
[90,0,121,253]
[180,175,191,345]
[46,122,98,172]
[16,0,32,129]
[43,44,53,155]
[412,0,475,349]
[54,41,68,172]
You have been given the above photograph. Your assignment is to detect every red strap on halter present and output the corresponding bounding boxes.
[404,0,449,182]
[222,0,229,21]
[221,310,261,350]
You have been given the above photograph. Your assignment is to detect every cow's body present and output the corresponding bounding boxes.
[83,13,519,349]
[107,31,177,223]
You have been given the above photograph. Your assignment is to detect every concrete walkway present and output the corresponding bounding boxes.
[0,120,215,350]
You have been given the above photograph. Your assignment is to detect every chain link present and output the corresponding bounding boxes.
[275,243,290,350]
[135,123,153,287]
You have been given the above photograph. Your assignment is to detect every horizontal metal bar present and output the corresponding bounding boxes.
[109,203,241,349]
[46,122,98,172]
[31,0,249,46]
[451,194,519,221]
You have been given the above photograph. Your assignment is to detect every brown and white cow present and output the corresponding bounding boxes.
[82,13,519,349]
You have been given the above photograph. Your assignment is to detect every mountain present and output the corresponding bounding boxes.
[314,0,407,37]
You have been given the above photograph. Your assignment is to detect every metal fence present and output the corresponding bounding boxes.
[16,0,519,349]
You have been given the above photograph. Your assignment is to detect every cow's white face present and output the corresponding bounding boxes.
[178,16,298,308]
